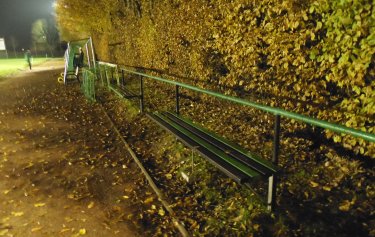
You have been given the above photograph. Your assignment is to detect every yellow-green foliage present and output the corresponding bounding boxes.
[56,0,374,157]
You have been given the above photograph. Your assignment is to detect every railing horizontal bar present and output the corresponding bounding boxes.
[98,61,117,67]
[98,61,374,143]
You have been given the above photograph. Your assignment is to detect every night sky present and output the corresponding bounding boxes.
[0,0,56,49]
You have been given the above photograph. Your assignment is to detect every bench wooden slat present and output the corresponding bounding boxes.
[65,71,80,83]
[164,112,278,175]
[148,113,263,183]
[151,112,262,179]
[109,83,139,99]
[155,112,262,179]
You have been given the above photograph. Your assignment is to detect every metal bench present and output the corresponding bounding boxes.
[147,111,279,210]
[109,83,140,99]
[64,71,80,84]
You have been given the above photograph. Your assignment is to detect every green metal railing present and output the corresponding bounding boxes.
[82,69,96,102]
[98,61,375,143]
[97,60,374,211]
[98,62,117,86]
[97,62,374,143]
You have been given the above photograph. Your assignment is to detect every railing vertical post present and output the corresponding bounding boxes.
[85,44,91,68]
[105,66,110,88]
[268,114,280,211]
[121,70,125,86]
[98,65,104,86]
[89,37,96,69]
[115,66,120,86]
[176,85,180,115]
[139,76,144,113]
[111,68,114,84]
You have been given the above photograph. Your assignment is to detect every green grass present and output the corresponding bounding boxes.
[0,58,49,77]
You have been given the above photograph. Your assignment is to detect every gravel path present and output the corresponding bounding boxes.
[0,60,142,237]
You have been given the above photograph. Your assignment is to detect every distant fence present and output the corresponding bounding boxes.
[81,69,96,102]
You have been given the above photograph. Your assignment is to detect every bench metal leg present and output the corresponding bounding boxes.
[267,175,276,211]
[105,67,110,87]
[176,85,180,115]
[268,114,281,211]
[111,68,115,83]
[121,70,125,86]
[139,76,144,113]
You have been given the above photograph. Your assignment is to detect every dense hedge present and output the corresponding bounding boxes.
[56,0,374,158]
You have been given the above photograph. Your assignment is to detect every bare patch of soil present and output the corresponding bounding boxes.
[0,61,171,237]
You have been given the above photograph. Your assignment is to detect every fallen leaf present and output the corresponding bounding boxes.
[323,186,331,191]
[122,196,129,199]
[309,181,319,188]
[87,202,95,209]
[60,228,70,233]
[24,162,34,169]
[65,217,74,223]
[158,208,165,216]
[34,203,46,207]
[3,190,10,195]
[165,174,172,179]
[144,197,153,204]
[147,209,155,214]
[31,227,43,232]
[79,228,87,235]
[11,211,24,217]
[340,166,349,173]
[339,200,351,212]
[67,194,75,199]
[0,229,9,236]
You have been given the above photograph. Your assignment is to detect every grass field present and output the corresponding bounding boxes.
[0,58,49,77]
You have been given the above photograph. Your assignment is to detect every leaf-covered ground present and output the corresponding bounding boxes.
[0,61,177,236]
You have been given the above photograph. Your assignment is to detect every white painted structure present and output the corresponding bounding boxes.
[0,38,8,58]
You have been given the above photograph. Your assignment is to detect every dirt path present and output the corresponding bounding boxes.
[0,60,145,237]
